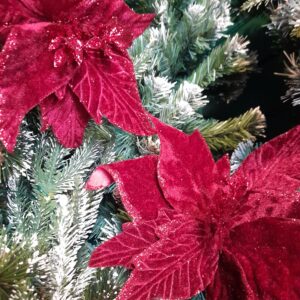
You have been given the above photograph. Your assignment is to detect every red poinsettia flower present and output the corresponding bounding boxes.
[0,0,155,152]
[87,119,300,300]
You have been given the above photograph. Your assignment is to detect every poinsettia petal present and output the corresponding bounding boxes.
[0,24,76,151]
[215,218,300,299]
[117,219,220,300]
[77,0,155,44]
[87,156,169,221]
[40,88,89,148]
[151,118,217,217]
[89,220,159,269]
[0,0,40,25]
[86,168,113,190]
[0,0,41,43]
[25,0,81,20]
[231,126,300,227]
[100,0,155,41]
[206,248,255,299]
[16,1,48,18]
[3,0,73,22]
[38,0,154,47]
[216,154,230,181]
[37,0,93,23]
[15,0,96,22]
[72,51,155,135]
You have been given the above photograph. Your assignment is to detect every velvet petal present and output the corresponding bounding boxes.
[85,167,113,190]
[231,126,300,226]
[24,0,82,21]
[5,1,93,24]
[213,218,300,300]
[81,0,155,43]
[0,24,76,151]
[0,0,40,43]
[89,220,160,269]
[215,155,230,182]
[40,88,90,148]
[72,51,154,135]
[89,208,178,269]
[117,219,220,300]
[103,0,155,41]
[41,0,155,47]
[206,249,254,300]
[87,156,169,221]
[152,118,216,217]
[0,0,39,25]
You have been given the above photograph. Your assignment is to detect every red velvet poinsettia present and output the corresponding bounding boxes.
[0,0,155,152]
[87,119,300,300]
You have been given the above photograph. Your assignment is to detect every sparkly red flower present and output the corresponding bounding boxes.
[0,0,155,152]
[87,119,300,300]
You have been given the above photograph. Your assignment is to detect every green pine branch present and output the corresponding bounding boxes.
[276,52,300,106]
[0,121,37,183]
[241,0,271,11]
[230,140,257,173]
[0,230,36,299]
[187,35,257,88]
[84,268,128,300]
[183,107,266,152]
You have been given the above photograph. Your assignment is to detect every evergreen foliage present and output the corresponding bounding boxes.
[240,0,300,107]
[2,0,291,298]
[0,122,105,299]
[128,0,265,150]
[230,140,256,173]
[241,0,271,12]
[277,52,300,106]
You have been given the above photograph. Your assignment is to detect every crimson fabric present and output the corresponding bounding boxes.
[0,0,155,152]
[40,87,90,148]
[154,117,217,218]
[215,154,231,181]
[230,126,300,227]
[87,121,300,300]
[207,218,300,299]
[89,221,159,269]
[87,156,169,221]
[118,217,221,300]
[0,23,75,151]
[0,1,39,27]
[72,51,154,135]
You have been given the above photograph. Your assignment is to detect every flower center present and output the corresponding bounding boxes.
[48,17,129,68]
[205,214,230,245]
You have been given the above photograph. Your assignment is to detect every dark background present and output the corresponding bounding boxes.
[203,12,300,142]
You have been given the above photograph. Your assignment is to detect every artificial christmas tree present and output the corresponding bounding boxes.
[0,0,298,300]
